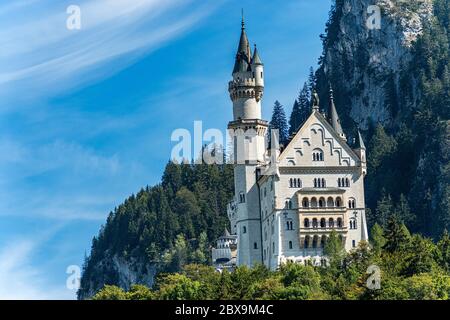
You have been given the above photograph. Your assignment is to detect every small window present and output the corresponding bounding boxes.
[272,242,275,253]
[352,240,356,248]
[261,71,263,78]
[239,192,246,203]
[243,226,247,234]
[254,242,258,249]
[304,218,310,228]
[289,241,293,249]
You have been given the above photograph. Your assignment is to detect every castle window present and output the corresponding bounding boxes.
[352,240,356,248]
[320,218,326,228]
[302,198,309,207]
[264,188,267,197]
[337,218,343,228]
[272,242,275,253]
[304,218,310,228]
[327,197,334,207]
[315,178,326,188]
[304,236,310,248]
[239,192,246,203]
[285,199,293,209]
[319,197,325,208]
[312,218,318,229]
[286,220,293,231]
[312,236,318,248]
[254,242,258,249]
[329,218,335,228]
[311,197,318,208]
[312,149,324,162]
[243,226,247,234]
[261,71,263,78]
[346,178,350,187]
[289,241,293,249]
[297,178,302,188]
[348,198,356,209]
[289,178,293,188]
[336,197,342,207]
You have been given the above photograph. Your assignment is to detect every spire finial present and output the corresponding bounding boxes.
[241,9,245,29]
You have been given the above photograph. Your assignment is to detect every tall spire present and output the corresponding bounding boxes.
[328,85,344,137]
[233,11,252,74]
[252,44,262,65]
[355,130,366,149]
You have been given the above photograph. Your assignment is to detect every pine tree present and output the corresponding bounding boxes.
[307,67,316,94]
[269,101,289,146]
[289,83,310,136]
[383,215,411,253]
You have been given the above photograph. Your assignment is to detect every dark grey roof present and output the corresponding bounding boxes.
[355,130,366,149]
[232,20,252,74]
[252,45,262,65]
[328,87,344,136]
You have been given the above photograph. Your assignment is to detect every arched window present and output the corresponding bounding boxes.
[319,197,325,208]
[327,197,334,207]
[311,197,318,208]
[321,236,327,248]
[297,178,302,188]
[293,179,297,188]
[348,199,356,209]
[286,220,293,230]
[329,218,334,228]
[302,198,309,208]
[254,242,258,249]
[285,199,292,209]
[336,197,342,207]
[289,241,293,249]
[313,149,324,162]
[304,236,310,248]
[320,218,326,228]
[289,178,293,188]
[312,218,318,228]
[312,235,319,248]
[337,218,343,228]
[304,218,310,228]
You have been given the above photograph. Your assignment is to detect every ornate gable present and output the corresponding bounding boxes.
[278,111,359,167]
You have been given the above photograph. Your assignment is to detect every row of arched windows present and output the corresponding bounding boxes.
[289,178,302,188]
[303,217,343,229]
[338,178,350,187]
[286,220,294,230]
[314,178,326,188]
[302,196,342,208]
[303,234,343,249]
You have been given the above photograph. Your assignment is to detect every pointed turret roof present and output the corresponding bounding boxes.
[223,228,231,237]
[355,130,366,149]
[252,44,262,65]
[328,86,344,136]
[232,14,252,74]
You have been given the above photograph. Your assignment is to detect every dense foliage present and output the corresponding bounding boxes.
[78,162,234,298]
[310,0,450,238]
[93,223,450,300]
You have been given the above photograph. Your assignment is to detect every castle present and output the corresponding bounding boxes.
[224,17,369,270]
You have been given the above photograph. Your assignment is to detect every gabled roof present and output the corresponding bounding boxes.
[278,110,360,163]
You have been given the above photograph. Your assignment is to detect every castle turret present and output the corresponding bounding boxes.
[227,15,266,267]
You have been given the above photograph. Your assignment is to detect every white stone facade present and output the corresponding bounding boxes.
[226,18,369,270]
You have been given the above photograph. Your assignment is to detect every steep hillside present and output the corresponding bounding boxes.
[314,0,449,237]
[77,162,234,299]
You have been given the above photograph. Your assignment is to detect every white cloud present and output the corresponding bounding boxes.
[0,0,221,96]
[0,233,74,300]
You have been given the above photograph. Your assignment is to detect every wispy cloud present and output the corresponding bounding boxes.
[0,0,221,98]
[0,230,74,300]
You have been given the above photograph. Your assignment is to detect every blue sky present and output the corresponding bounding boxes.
[0,0,332,299]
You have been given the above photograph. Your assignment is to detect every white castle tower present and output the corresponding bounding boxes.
[227,16,267,267]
